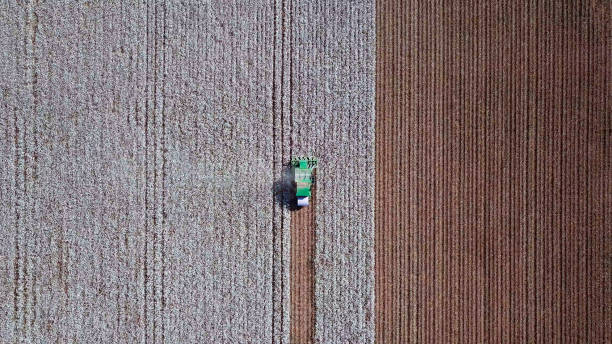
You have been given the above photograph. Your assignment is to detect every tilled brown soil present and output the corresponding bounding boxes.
[376,1,610,343]
[290,179,316,344]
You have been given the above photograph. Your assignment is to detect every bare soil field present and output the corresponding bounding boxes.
[290,177,315,344]
[376,1,610,343]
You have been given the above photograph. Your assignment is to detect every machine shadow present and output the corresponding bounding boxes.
[273,164,300,211]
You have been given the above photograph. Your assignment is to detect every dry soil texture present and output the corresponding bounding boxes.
[0,1,375,343]
[376,1,610,343]
[290,175,315,344]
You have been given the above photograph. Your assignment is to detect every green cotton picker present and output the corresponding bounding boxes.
[290,156,318,207]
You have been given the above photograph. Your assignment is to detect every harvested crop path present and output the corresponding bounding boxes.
[376,0,610,343]
[290,179,316,344]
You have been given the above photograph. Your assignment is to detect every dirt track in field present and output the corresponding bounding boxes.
[376,1,610,343]
[290,178,316,344]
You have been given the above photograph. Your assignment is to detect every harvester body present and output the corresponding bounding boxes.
[291,157,317,207]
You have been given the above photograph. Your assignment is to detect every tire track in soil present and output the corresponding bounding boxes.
[13,2,40,340]
[273,0,292,341]
[143,1,166,342]
[290,173,316,344]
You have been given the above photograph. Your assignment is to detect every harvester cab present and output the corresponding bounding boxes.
[290,157,318,207]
